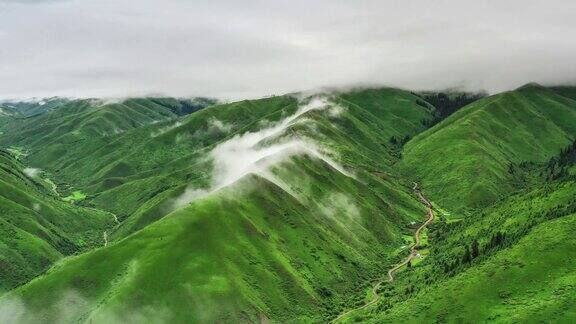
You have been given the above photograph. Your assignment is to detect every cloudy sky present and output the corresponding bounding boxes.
[1,0,575,100]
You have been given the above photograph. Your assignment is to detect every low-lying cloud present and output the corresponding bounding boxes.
[150,120,182,138]
[0,290,88,324]
[0,289,172,324]
[210,97,346,188]
[23,167,40,178]
[170,96,349,210]
[207,118,233,133]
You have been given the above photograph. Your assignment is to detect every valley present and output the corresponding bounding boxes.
[332,182,435,323]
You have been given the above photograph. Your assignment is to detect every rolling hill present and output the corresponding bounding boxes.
[0,88,438,322]
[0,97,216,167]
[0,98,69,118]
[0,105,20,130]
[400,83,576,212]
[340,140,576,323]
[0,149,115,293]
[1,83,575,323]
[1,88,434,240]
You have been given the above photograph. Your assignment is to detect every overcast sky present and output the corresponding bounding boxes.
[1,0,575,100]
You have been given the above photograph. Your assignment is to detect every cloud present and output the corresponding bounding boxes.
[32,203,41,211]
[316,192,368,240]
[23,167,40,178]
[0,290,88,324]
[0,296,30,323]
[319,192,361,221]
[0,289,172,324]
[207,118,233,133]
[1,0,576,100]
[150,120,182,138]
[209,97,341,187]
[169,96,350,210]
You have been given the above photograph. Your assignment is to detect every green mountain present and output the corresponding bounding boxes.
[0,97,216,167]
[0,96,216,292]
[0,105,21,130]
[0,84,575,323]
[400,83,576,212]
[2,89,431,240]
[330,85,576,323]
[0,88,435,322]
[0,149,114,293]
[0,97,69,117]
[342,141,576,323]
[550,85,576,101]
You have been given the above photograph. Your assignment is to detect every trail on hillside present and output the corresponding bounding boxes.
[331,182,434,323]
[103,213,120,247]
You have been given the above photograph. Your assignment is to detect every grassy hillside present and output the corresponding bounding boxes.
[0,150,115,292]
[107,88,433,237]
[0,87,438,322]
[0,105,21,130]
[5,84,574,323]
[400,83,576,212]
[550,85,576,101]
[350,183,576,323]
[0,97,214,167]
[0,97,69,117]
[1,88,433,240]
[0,152,427,322]
[339,140,576,323]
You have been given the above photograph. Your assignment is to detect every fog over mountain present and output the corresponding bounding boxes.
[1,0,575,99]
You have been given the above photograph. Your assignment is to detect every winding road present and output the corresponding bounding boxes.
[331,182,434,323]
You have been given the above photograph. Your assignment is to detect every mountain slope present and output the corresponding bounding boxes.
[0,98,69,117]
[1,88,433,241]
[106,88,432,238]
[0,88,436,322]
[550,85,576,101]
[349,177,576,323]
[400,84,576,212]
[0,105,21,130]
[2,84,575,323]
[0,97,215,168]
[0,150,114,292]
[337,132,576,323]
[0,155,426,323]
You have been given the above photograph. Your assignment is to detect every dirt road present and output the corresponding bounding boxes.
[331,182,434,323]
[102,213,120,247]
[386,182,434,280]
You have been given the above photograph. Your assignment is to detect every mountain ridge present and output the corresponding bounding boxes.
[1,83,575,323]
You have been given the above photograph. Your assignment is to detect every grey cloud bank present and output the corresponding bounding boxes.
[1,0,575,100]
